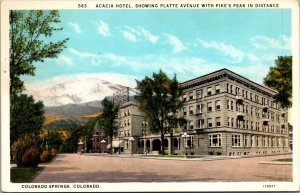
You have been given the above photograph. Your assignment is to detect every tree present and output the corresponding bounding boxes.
[10,94,45,144]
[9,10,68,145]
[136,70,186,155]
[60,125,84,153]
[43,132,63,150]
[264,56,292,109]
[10,10,69,94]
[100,97,119,154]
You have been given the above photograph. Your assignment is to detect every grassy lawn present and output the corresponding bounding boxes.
[11,167,44,183]
[272,158,293,162]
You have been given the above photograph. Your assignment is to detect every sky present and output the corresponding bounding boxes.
[22,9,291,88]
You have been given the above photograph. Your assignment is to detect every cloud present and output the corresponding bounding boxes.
[119,26,158,44]
[68,22,81,33]
[58,55,73,65]
[121,30,137,42]
[164,34,187,53]
[250,35,291,50]
[140,27,159,44]
[198,39,244,63]
[97,21,111,36]
[229,63,270,84]
[69,48,98,58]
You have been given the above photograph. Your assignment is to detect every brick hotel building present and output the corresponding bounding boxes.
[109,69,290,156]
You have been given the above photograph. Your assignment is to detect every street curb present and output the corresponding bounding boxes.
[81,153,292,161]
[259,161,292,165]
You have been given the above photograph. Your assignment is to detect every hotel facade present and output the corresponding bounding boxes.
[111,69,290,156]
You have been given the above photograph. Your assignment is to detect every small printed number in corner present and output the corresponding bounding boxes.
[263,184,275,188]
[78,4,87,8]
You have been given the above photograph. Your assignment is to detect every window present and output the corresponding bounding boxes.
[276,114,280,122]
[255,108,260,117]
[244,135,248,147]
[231,101,234,110]
[189,106,194,115]
[263,137,267,147]
[215,84,220,94]
[255,95,259,103]
[196,89,203,98]
[230,85,233,93]
[216,117,221,127]
[207,118,213,127]
[271,138,275,147]
[127,119,131,126]
[215,100,221,110]
[186,136,193,147]
[250,93,253,101]
[209,134,222,147]
[227,100,230,109]
[207,102,212,112]
[271,125,274,133]
[183,93,186,102]
[235,87,240,95]
[271,112,275,121]
[197,119,205,128]
[196,104,203,114]
[227,117,231,126]
[189,91,194,100]
[127,110,130,116]
[183,106,187,115]
[231,118,234,127]
[232,134,241,147]
[207,87,212,96]
[189,121,194,130]
[256,136,260,147]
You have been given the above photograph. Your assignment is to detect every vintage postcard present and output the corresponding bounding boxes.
[1,0,299,192]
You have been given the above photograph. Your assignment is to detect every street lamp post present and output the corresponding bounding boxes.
[78,140,84,153]
[118,130,121,154]
[129,137,135,156]
[181,132,190,158]
[100,139,106,155]
[84,138,87,153]
[142,129,146,154]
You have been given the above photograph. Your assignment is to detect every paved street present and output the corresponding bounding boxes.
[32,154,292,182]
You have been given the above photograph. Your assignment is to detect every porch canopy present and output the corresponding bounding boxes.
[112,140,124,148]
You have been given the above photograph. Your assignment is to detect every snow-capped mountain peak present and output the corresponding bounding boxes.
[25,77,137,107]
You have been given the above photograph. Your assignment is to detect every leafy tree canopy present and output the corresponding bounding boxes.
[10,94,45,144]
[136,70,186,154]
[99,97,119,154]
[43,132,63,150]
[10,10,69,94]
[264,56,292,109]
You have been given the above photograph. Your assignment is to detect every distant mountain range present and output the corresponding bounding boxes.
[25,77,138,117]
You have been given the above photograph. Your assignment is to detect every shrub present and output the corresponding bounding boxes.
[40,150,52,163]
[50,148,58,158]
[20,146,40,167]
[12,134,41,167]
